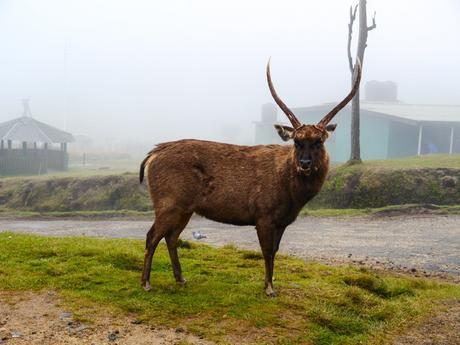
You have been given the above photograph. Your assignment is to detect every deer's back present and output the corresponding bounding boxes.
[144,139,293,225]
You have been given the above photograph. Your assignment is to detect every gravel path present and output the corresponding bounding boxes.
[1,215,459,276]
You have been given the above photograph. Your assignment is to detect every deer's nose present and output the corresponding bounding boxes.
[299,159,312,168]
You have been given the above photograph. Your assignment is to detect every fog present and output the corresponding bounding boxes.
[0,0,459,150]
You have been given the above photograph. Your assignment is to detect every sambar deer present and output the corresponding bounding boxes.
[140,59,362,296]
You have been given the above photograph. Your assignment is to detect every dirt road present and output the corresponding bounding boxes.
[1,215,459,276]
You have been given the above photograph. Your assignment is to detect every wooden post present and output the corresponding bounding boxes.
[417,125,423,156]
[7,140,12,149]
[0,140,3,150]
[449,126,454,155]
[43,143,48,173]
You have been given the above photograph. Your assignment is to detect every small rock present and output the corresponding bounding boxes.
[131,319,142,325]
[175,327,185,333]
[410,268,417,273]
[60,312,73,320]
[75,325,88,333]
[192,231,207,240]
[347,253,352,258]
[11,331,23,338]
[108,331,118,342]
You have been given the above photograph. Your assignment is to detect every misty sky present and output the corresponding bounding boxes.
[0,0,459,146]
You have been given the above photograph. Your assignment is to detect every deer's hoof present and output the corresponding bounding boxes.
[265,286,277,297]
[143,281,152,291]
[176,278,187,286]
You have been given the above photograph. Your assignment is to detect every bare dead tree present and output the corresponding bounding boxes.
[347,0,376,163]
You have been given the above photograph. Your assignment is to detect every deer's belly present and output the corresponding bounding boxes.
[195,201,255,226]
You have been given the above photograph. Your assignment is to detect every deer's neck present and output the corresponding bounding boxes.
[287,149,330,205]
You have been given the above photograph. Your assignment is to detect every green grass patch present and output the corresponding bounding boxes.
[300,204,460,217]
[0,233,458,344]
[352,154,460,170]
[0,208,154,219]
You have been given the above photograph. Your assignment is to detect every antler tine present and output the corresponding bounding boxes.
[318,57,362,127]
[266,59,302,129]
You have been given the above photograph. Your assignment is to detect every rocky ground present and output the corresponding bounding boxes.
[1,215,459,279]
[0,291,210,345]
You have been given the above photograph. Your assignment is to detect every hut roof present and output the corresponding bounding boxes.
[0,116,74,143]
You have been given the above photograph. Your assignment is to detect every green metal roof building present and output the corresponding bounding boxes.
[255,82,460,162]
[255,102,460,162]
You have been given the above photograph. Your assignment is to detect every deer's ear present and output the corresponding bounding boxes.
[326,123,337,134]
[274,125,295,141]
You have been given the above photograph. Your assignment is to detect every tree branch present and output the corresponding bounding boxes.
[367,11,376,31]
[347,4,358,73]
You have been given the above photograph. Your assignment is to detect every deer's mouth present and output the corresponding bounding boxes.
[297,166,311,175]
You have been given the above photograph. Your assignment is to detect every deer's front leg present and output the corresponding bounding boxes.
[256,223,285,297]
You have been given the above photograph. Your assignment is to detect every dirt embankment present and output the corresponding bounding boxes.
[310,166,460,208]
[0,174,150,212]
[0,166,459,212]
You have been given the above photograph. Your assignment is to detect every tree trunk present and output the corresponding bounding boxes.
[348,0,375,164]
[350,89,361,162]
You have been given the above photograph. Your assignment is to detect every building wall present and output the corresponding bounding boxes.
[387,122,419,158]
[360,112,390,161]
[0,148,69,175]
[454,126,460,153]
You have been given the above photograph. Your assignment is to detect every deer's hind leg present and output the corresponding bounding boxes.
[165,212,192,284]
[141,208,191,291]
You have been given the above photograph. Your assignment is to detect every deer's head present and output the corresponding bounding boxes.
[267,59,361,174]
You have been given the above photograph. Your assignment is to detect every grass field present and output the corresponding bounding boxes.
[0,233,459,344]
[349,154,460,170]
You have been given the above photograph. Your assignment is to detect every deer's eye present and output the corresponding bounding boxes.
[313,141,323,149]
[294,140,303,149]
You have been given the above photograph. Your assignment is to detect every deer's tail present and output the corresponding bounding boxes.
[139,154,151,184]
